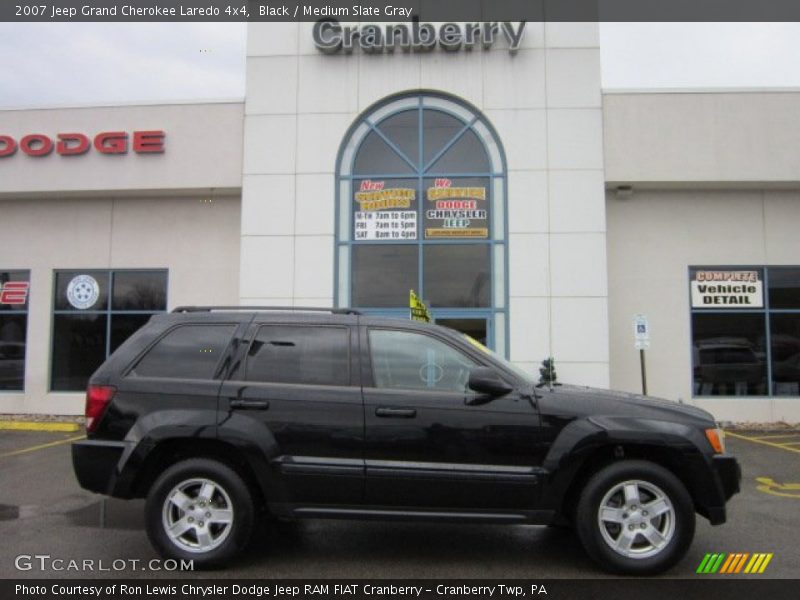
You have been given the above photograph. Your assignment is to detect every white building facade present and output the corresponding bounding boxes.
[0,22,798,423]
[240,21,608,387]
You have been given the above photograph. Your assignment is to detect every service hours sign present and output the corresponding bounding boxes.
[353,179,417,241]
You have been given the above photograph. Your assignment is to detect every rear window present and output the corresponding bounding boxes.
[245,325,350,386]
[132,324,236,379]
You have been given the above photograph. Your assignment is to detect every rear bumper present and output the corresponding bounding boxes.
[703,454,741,525]
[72,440,128,495]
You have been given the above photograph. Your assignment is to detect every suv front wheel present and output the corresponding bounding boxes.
[575,460,695,575]
[145,458,255,568]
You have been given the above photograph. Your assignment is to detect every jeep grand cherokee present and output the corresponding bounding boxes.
[72,307,740,574]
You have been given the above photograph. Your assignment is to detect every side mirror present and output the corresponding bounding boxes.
[466,366,513,404]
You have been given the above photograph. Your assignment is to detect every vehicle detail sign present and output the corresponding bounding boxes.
[354,180,417,241]
[691,270,763,308]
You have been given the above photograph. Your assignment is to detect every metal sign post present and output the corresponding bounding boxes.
[639,349,648,396]
[633,314,650,396]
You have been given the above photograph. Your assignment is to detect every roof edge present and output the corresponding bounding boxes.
[0,97,245,112]
[603,87,800,95]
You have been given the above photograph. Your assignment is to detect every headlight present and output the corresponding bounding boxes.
[704,427,726,454]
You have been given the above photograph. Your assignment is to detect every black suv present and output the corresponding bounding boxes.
[72,307,740,574]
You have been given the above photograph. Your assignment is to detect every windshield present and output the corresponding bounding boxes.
[460,333,537,386]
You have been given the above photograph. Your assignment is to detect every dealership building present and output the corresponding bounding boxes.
[1,21,800,423]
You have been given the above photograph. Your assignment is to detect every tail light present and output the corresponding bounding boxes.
[85,385,116,433]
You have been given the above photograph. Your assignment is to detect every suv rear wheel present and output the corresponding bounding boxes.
[145,458,254,568]
[575,460,695,575]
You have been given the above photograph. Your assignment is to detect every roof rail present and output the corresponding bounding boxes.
[171,306,362,315]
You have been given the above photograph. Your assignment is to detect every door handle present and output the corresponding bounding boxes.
[230,399,270,410]
[375,407,417,418]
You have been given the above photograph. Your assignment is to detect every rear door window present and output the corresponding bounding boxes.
[132,324,236,379]
[245,325,350,386]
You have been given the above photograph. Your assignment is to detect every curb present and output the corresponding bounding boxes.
[0,421,81,433]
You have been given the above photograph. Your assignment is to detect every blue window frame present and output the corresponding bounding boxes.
[335,93,509,356]
[690,265,800,397]
[51,269,168,391]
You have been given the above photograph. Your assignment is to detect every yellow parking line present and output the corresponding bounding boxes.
[0,434,85,459]
[752,433,800,440]
[0,420,80,432]
[725,431,800,454]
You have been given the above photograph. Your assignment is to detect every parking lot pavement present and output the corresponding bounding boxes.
[0,431,797,579]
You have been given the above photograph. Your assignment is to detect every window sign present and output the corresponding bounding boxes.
[353,179,417,241]
[424,177,489,239]
[66,274,101,310]
[0,270,30,391]
[691,270,763,308]
[0,279,29,306]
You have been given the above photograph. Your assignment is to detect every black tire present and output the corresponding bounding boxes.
[575,460,695,575]
[145,458,255,568]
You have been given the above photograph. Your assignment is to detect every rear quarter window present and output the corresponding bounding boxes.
[131,323,236,379]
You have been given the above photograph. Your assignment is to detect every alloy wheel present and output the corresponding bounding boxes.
[596,479,676,559]
[161,478,234,553]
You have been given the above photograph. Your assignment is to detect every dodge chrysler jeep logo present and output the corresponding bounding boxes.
[66,275,100,310]
[313,20,526,54]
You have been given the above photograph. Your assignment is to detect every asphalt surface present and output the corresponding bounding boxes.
[0,430,797,579]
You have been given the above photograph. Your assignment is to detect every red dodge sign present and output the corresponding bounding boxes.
[0,130,165,157]
[0,281,29,305]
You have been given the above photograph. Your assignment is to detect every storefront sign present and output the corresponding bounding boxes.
[425,178,488,239]
[0,130,165,158]
[691,270,763,308]
[354,180,417,240]
[314,20,526,54]
[0,281,28,305]
[410,290,432,323]
[66,275,100,310]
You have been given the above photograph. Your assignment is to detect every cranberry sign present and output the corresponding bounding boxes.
[0,130,165,158]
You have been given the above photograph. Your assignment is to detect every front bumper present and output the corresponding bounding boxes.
[703,454,741,525]
[72,440,127,495]
[714,454,742,500]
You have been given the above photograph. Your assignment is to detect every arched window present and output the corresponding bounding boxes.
[335,93,508,355]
